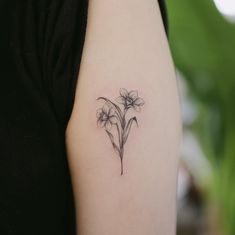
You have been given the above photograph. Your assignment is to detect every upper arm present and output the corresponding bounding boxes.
[65,0,181,234]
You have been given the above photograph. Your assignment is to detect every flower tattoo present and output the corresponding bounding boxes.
[96,105,117,130]
[116,88,145,111]
[96,88,145,175]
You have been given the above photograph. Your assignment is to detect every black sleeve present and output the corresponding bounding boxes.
[10,0,88,132]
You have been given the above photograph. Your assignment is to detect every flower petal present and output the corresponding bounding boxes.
[97,119,105,127]
[120,88,128,97]
[109,107,116,116]
[133,105,141,112]
[96,108,103,118]
[134,97,145,106]
[102,103,110,114]
[116,96,126,105]
[109,115,117,124]
[128,90,138,100]
[105,121,112,130]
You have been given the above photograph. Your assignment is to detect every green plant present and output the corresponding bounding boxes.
[166,0,235,234]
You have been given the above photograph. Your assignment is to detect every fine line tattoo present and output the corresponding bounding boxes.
[96,88,145,175]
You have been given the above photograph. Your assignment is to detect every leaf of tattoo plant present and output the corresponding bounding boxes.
[96,88,144,175]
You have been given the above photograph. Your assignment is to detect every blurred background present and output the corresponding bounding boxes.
[165,0,235,235]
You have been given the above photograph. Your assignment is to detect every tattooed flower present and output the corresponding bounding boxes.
[96,104,117,130]
[97,88,144,175]
[116,88,145,111]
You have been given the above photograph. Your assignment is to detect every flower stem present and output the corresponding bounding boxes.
[120,157,123,175]
[120,148,124,175]
[119,108,129,175]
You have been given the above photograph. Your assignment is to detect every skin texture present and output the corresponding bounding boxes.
[65,0,181,234]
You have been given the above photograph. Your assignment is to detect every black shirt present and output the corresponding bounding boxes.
[0,1,167,234]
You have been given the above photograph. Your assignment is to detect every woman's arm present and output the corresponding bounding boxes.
[66,0,181,234]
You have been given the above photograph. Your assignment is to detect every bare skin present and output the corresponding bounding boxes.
[65,0,181,234]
